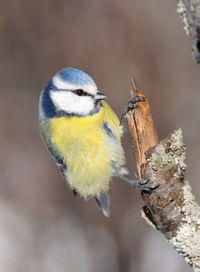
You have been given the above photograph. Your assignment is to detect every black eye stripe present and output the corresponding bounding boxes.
[52,87,94,97]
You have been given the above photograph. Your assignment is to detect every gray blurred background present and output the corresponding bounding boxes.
[0,0,198,271]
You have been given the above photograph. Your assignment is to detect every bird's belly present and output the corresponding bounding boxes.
[64,139,112,198]
[50,116,114,198]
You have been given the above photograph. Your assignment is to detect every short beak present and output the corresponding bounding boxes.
[95,91,106,100]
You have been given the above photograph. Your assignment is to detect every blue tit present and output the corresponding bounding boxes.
[39,67,150,217]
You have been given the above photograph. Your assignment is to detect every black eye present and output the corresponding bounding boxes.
[76,89,84,96]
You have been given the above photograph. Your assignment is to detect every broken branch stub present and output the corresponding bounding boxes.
[125,88,158,179]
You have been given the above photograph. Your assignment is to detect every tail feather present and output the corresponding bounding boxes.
[94,192,110,217]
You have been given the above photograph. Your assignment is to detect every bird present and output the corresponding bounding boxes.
[39,67,152,217]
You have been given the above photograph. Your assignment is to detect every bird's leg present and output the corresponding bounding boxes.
[117,174,158,193]
[120,96,146,125]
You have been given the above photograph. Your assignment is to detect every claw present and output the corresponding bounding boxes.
[138,179,150,186]
[127,96,146,111]
[138,179,159,193]
[120,95,146,124]
[118,175,159,194]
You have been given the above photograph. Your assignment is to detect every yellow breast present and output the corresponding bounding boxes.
[49,101,123,198]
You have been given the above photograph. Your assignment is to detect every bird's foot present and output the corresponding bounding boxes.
[118,175,159,193]
[137,179,159,193]
[120,96,146,124]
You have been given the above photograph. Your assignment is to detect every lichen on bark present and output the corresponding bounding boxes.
[142,129,200,271]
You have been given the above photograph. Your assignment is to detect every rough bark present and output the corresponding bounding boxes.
[125,86,200,271]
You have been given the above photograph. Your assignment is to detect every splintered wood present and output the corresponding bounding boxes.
[125,82,158,179]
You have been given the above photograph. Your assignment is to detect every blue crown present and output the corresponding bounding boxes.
[55,67,95,86]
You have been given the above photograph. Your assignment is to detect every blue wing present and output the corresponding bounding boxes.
[102,122,117,139]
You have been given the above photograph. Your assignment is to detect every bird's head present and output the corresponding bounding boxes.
[39,67,106,119]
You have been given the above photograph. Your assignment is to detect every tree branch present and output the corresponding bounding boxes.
[177,0,200,63]
[125,85,200,271]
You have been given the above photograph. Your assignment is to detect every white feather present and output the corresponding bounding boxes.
[50,90,94,116]
[52,75,97,96]
[39,93,46,120]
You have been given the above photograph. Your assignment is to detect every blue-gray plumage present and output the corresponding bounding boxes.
[58,67,95,85]
[103,122,116,138]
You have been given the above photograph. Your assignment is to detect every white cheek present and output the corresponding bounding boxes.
[50,91,94,116]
